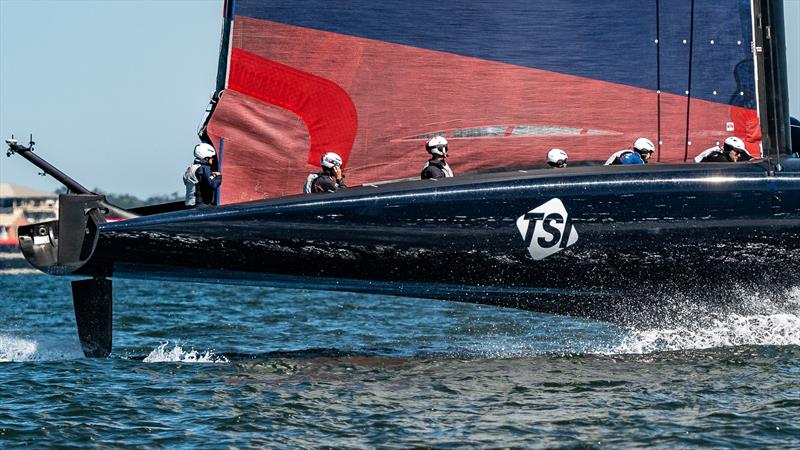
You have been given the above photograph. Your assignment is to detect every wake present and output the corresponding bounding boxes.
[3,287,798,362]
[604,286,800,354]
[0,334,84,362]
[141,342,229,363]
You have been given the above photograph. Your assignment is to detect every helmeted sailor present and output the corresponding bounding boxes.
[304,152,347,194]
[694,136,749,163]
[547,148,568,168]
[421,136,454,180]
[183,143,222,207]
[604,138,655,165]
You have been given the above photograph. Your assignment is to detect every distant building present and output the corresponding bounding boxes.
[0,183,58,246]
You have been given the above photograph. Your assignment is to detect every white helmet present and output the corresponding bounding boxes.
[723,136,746,154]
[547,148,568,168]
[426,136,448,156]
[194,143,216,160]
[320,151,343,169]
[632,137,655,155]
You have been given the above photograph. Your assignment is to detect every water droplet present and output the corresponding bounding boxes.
[710,40,715,44]
[683,39,687,44]
[713,91,718,95]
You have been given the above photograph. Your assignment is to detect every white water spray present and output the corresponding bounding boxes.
[605,287,800,354]
[0,334,84,362]
[609,313,800,354]
[143,342,229,363]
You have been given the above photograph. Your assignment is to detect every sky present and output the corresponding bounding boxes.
[0,0,798,198]
[0,0,222,198]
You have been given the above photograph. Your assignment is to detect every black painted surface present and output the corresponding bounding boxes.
[72,278,113,358]
[68,159,800,321]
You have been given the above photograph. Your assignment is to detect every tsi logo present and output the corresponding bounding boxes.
[516,198,578,260]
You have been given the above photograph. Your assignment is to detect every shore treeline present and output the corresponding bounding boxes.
[55,187,182,209]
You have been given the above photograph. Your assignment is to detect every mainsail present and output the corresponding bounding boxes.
[206,0,761,203]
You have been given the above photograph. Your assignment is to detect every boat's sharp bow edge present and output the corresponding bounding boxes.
[17,194,114,358]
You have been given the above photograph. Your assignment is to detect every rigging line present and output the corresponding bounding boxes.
[216,138,224,205]
[750,0,774,174]
[683,0,695,162]
[655,0,665,286]
[656,0,662,162]
[752,0,776,173]
[765,0,782,166]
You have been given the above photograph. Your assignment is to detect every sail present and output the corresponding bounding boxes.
[206,0,761,203]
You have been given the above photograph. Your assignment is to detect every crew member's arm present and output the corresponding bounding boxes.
[210,172,222,190]
[334,166,346,190]
[208,172,222,189]
[313,175,338,193]
[198,165,222,190]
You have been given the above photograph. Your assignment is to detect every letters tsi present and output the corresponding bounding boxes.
[516,198,579,260]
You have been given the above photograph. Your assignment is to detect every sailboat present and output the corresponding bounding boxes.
[7,0,799,357]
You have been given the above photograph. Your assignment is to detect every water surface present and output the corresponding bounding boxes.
[1,270,798,448]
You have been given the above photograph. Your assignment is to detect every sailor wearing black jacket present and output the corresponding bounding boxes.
[421,158,453,179]
[183,143,222,206]
[694,136,748,163]
[421,136,453,180]
[304,152,347,194]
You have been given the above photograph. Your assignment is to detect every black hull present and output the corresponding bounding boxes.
[68,160,800,322]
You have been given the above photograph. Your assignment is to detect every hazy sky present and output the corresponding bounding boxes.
[1,0,798,198]
[1,0,222,198]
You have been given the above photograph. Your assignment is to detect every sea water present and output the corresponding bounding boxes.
[0,268,798,447]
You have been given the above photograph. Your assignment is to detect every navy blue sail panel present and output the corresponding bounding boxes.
[233,0,755,105]
[209,0,761,201]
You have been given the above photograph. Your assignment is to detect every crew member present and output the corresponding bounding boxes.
[547,148,568,168]
[694,136,747,163]
[183,143,222,207]
[421,136,453,180]
[304,152,347,193]
[604,138,655,165]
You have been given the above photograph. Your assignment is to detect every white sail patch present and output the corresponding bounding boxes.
[516,198,578,260]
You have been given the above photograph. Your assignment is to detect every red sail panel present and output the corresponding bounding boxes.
[208,4,758,203]
[206,90,310,203]
[226,48,358,168]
